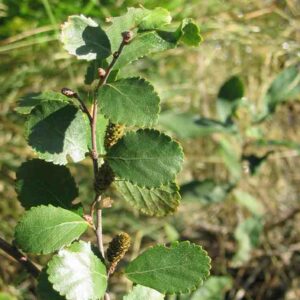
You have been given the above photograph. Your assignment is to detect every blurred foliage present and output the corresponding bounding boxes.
[1,0,300,299]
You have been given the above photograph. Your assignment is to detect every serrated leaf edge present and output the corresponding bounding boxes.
[47,241,108,300]
[15,159,79,210]
[99,77,160,128]
[125,240,211,295]
[25,100,88,166]
[107,128,184,188]
[14,204,88,255]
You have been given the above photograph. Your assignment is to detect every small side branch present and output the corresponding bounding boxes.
[0,237,40,278]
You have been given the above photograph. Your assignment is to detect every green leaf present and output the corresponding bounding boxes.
[234,190,265,216]
[47,241,107,300]
[107,129,183,188]
[15,159,78,209]
[232,217,263,267]
[115,181,180,216]
[124,285,164,300]
[15,205,88,254]
[105,7,171,52]
[137,7,172,30]
[15,91,70,115]
[180,180,233,204]
[99,77,160,127]
[217,76,244,122]
[37,270,65,300]
[190,276,232,300]
[112,19,201,69]
[61,15,111,61]
[26,101,88,165]
[125,241,211,294]
[159,111,236,139]
[176,18,202,46]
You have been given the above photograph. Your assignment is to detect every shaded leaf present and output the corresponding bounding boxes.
[15,91,70,115]
[47,241,107,300]
[107,129,183,188]
[15,205,88,254]
[15,159,78,209]
[180,180,233,204]
[115,180,180,216]
[159,111,236,139]
[125,241,211,294]
[26,101,88,165]
[190,276,232,300]
[61,15,111,61]
[37,270,65,300]
[217,76,244,122]
[99,77,160,127]
[123,285,164,300]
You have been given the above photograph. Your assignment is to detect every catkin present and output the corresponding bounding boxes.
[105,122,125,149]
[94,162,115,194]
[107,232,131,274]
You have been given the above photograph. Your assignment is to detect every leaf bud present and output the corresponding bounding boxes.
[61,87,77,98]
[121,31,133,44]
[97,68,106,78]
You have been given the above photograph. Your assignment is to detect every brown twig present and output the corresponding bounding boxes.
[0,237,40,278]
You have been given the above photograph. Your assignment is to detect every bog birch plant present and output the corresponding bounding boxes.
[5,7,211,300]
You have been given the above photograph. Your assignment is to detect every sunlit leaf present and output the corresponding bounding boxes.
[61,14,111,61]
[47,241,107,300]
[107,129,183,188]
[15,205,88,254]
[125,241,211,294]
[99,77,160,127]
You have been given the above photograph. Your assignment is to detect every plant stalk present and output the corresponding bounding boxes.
[0,237,40,278]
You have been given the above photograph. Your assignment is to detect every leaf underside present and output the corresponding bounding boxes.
[47,241,107,300]
[61,14,111,61]
[123,285,164,300]
[115,180,180,216]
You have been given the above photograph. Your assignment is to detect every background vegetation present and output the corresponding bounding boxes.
[0,0,300,299]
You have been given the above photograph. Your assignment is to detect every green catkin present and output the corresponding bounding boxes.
[107,232,131,274]
[105,122,125,149]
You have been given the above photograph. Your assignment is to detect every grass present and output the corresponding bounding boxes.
[0,0,300,299]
